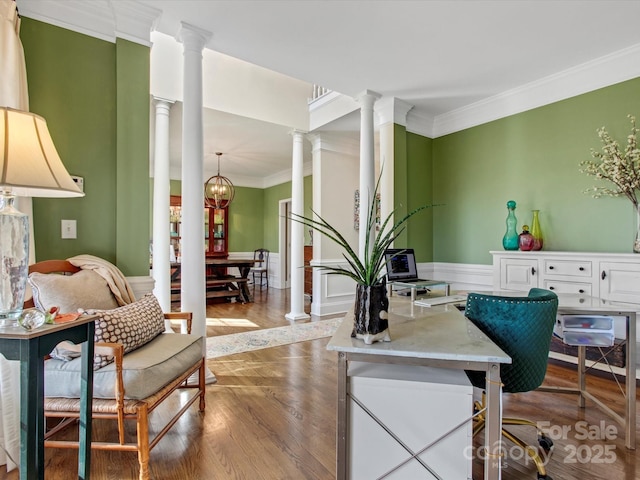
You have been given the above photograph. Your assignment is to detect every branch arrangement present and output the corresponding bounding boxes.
[580,115,640,208]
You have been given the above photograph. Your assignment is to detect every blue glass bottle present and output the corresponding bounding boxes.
[502,200,519,250]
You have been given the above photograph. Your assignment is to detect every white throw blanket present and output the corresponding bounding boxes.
[67,254,136,305]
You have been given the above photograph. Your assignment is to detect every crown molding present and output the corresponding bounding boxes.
[168,162,313,189]
[432,42,640,138]
[111,1,161,46]
[375,97,414,128]
[17,0,160,46]
[406,108,436,138]
[307,131,360,156]
[261,162,313,189]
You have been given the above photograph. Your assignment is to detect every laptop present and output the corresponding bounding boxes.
[384,248,427,283]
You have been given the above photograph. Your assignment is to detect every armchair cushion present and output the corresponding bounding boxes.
[29,269,119,313]
[84,293,166,369]
[45,333,203,399]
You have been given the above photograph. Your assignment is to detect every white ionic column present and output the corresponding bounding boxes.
[177,23,216,383]
[151,97,174,328]
[286,130,310,322]
[356,90,381,261]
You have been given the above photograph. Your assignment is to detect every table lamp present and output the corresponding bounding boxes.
[0,107,84,324]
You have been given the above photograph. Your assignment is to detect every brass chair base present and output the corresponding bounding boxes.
[473,396,553,479]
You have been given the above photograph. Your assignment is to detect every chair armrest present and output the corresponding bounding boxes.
[163,312,193,334]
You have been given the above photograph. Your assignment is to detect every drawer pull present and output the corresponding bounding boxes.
[579,267,585,271]
[531,267,536,275]
[549,286,555,290]
[601,271,606,280]
[579,289,585,294]
[549,265,554,270]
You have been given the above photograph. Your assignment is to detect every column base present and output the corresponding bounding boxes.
[285,311,311,322]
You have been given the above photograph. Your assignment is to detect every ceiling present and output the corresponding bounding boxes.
[144,0,640,116]
[166,103,310,186]
[18,1,640,184]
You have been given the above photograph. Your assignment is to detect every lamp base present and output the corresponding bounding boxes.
[0,192,29,323]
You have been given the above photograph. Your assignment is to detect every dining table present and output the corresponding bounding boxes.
[171,257,258,303]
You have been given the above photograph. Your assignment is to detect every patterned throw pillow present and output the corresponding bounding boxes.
[84,293,166,369]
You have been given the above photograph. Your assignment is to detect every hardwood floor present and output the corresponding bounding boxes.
[2,287,638,479]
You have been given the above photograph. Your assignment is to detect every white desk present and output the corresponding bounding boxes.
[327,298,510,480]
[545,293,637,450]
[485,291,637,450]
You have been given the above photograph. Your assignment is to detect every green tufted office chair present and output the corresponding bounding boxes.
[464,288,558,480]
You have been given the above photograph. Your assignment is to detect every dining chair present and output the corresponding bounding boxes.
[251,248,269,289]
[464,288,559,480]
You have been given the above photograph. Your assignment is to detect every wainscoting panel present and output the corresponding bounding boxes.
[427,262,493,292]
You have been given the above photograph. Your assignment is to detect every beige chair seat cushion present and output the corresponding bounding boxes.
[44,334,203,400]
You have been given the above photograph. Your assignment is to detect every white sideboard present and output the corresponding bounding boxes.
[490,250,640,305]
[491,250,640,370]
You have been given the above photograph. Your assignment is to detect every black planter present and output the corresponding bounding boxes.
[351,278,390,344]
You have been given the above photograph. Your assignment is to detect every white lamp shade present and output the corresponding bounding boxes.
[0,107,84,198]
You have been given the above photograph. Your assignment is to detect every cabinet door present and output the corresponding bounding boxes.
[170,196,229,259]
[499,258,538,291]
[600,262,640,304]
[207,207,228,257]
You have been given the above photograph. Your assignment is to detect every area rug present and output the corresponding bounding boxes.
[206,317,344,358]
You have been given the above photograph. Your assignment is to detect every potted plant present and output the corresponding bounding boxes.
[290,178,431,344]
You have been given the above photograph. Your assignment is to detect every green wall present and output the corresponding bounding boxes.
[404,127,433,262]
[163,176,312,255]
[432,77,640,265]
[26,16,638,271]
[21,19,150,276]
[228,187,264,252]
[263,182,290,252]
[115,39,150,274]
[22,19,117,265]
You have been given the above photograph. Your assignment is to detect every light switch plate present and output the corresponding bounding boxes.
[61,219,77,239]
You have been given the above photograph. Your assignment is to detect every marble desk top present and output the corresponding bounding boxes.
[326,298,510,364]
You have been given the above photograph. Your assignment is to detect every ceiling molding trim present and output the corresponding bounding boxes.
[19,0,116,43]
[406,109,436,138]
[260,161,313,189]
[307,132,360,156]
[376,97,414,128]
[18,0,160,46]
[112,1,161,47]
[432,42,640,138]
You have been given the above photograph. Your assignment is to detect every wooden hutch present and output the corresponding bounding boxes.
[169,195,228,260]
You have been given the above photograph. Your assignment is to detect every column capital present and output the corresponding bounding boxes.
[152,96,176,105]
[289,128,308,138]
[354,89,382,107]
[152,97,175,114]
[177,22,212,52]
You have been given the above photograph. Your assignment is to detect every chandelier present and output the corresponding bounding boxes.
[205,152,235,209]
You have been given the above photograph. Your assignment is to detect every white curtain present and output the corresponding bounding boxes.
[0,0,30,471]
